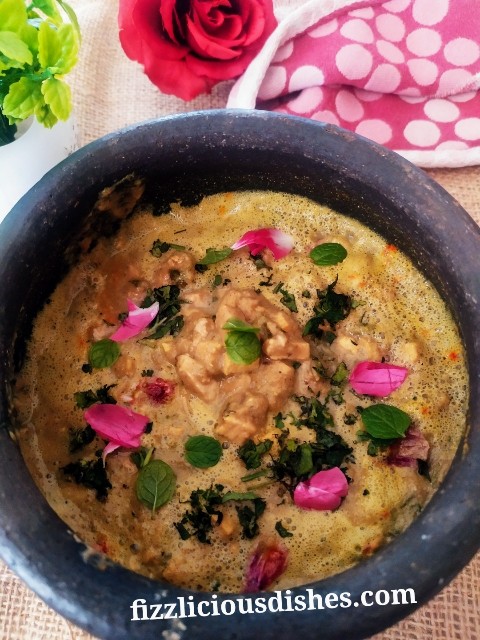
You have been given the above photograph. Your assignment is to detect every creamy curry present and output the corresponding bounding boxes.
[14,188,468,593]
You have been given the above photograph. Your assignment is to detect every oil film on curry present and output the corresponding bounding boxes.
[14,179,468,593]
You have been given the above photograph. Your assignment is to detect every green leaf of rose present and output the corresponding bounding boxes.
[184,435,222,468]
[0,31,33,65]
[41,76,71,120]
[2,77,43,122]
[361,404,411,439]
[136,459,176,511]
[310,242,348,266]
[87,339,121,369]
[225,331,261,365]
[198,247,233,265]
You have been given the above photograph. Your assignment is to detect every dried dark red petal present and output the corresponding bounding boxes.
[244,539,289,592]
[143,377,176,405]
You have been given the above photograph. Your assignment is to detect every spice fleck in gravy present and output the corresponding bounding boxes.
[14,190,468,593]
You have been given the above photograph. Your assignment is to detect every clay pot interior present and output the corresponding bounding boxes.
[0,110,479,640]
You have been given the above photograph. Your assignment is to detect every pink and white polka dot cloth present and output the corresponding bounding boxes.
[228,0,480,167]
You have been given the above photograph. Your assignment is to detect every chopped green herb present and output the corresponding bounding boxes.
[184,435,223,468]
[136,459,176,512]
[174,484,225,544]
[274,412,286,430]
[212,274,223,288]
[275,520,294,538]
[240,469,269,482]
[74,384,117,409]
[302,290,311,299]
[238,439,273,470]
[328,389,345,405]
[68,425,96,453]
[130,446,155,469]
[270,396,353,493]
[235,497,266,539]
[356,430,397,456]
[418,459,431,481]
[331,362,348,386]
[198,247,233,265]
[344,413,358,425]
[222,491,259,503]
[141,285,184,340]
[310,242,348,266]
[303,277,352,342]
[273,282,298,312]
[150,239,185,257]
[87,339,121,369]
[62,458,112,502]
[250,255,272,271]
[259,274,274,287]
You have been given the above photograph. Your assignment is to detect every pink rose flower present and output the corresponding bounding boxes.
[118,0,277,101]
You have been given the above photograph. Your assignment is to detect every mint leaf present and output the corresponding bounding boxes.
[136,459,176,511]
[310,243,348,266]
[184,435,222,468]
[0,31,33,65]
[275,520,293,538]
[225,330,261,365]
[87,339,120,369]
[2,77,42,122]
[361,404,411,439]
[222,491,259,502]
[198,247,233,265]
[238,439,273,470]
[41,76,71,120]
[222,318,260,333]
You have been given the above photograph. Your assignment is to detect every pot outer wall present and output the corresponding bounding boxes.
[0,110,479,640]
[0,116,77,223]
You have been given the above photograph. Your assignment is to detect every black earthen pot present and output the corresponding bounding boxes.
[0,110,479,640]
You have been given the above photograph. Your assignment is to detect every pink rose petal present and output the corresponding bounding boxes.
[231,228,294,260]
[293,467,348,511]
[84,404,151,459]
[110,299,159,342]
[102,441,121,465]
[349,361,408,397]
[244,540,289,592]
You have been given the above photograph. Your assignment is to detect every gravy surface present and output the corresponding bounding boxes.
[15,190,467,593]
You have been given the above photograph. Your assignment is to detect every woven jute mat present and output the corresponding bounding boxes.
[1,1,479,637]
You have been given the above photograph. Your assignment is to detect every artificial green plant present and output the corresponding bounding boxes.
[0,0,80,145]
